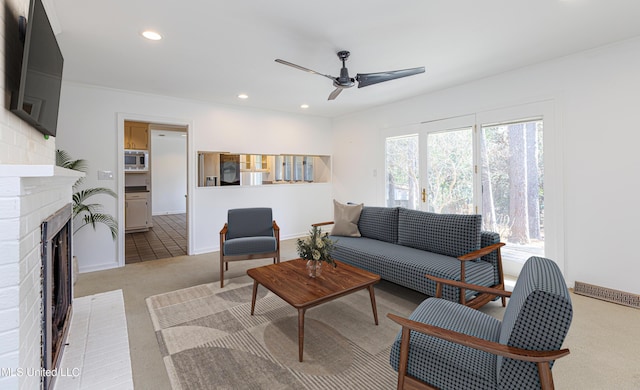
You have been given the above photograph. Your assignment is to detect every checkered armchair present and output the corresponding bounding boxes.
[388,256,573,390]
[219,208,280,287]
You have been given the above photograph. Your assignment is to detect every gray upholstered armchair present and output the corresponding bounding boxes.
[219,208,280,287]
[388,256,573,390]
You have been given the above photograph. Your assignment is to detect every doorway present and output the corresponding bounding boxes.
[123,121,189,263]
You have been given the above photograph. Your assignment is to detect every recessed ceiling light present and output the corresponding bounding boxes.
[300,104,309,109]
[237,93,249,99]
[142,30,162,41]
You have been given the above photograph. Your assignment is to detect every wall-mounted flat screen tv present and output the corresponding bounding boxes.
[10,0,64,137]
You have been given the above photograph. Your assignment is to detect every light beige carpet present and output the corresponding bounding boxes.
[145,271,640,390]
[146,275,424,390]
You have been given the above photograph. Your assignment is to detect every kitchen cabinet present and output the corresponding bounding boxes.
[125,192,149,231]
[240,154,269,172]
[124,121,149,150]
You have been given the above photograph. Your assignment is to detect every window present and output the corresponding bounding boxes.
[481,119,544,262]
[426,127,474,214]
[385,134,419,209]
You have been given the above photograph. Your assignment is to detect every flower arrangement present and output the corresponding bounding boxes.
[296,226,336,268]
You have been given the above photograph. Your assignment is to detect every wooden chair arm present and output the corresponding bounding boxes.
[387,313,569,363]
[312,221,335,227]
[272,220,280,231]
[425,275,512,298]
[458,242,505,261]
[219,223,228,236]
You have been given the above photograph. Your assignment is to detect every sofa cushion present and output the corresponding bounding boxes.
[224,236,277,256]
[397,208,481,258]
[390,298,500,389]
[357,206,399,243]
[226,208,274,239]
[331,236,495,301]
[331,200,363,237]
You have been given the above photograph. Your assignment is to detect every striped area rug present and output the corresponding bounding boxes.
[146,275,421,389]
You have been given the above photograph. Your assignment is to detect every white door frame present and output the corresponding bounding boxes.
[116,112,195,267]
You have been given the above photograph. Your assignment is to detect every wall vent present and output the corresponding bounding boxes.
[574,281,640,309]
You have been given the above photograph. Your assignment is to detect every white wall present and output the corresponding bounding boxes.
[332,36,640,295]
[151,131,187,215]
[55,84,333,272]
[54,31,640,294]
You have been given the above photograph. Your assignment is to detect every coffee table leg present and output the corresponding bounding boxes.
[368,285,379,325]
[298,308,306,362]
[250,280,258,315]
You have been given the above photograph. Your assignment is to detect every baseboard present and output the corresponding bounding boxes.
[573,281,640,309]
[78,260,121,274]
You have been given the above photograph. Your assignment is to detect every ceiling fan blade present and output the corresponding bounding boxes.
[328,87,343,100]
[356,66,425,88]
[275,59,335,81]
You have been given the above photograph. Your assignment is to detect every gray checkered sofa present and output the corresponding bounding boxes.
[330,206,502,303]
[388,256,573,389]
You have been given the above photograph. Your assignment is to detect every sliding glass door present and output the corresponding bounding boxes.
[385,113,546,272]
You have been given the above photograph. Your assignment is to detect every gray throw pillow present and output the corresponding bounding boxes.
[331,200,363,237]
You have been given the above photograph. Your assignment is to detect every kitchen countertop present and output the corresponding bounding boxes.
[125,186,149,193]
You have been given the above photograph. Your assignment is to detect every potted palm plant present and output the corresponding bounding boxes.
[56,149,118,239]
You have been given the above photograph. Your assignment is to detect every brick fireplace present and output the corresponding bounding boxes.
[0,165,82,389]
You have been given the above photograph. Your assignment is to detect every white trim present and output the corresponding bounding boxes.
[421,114,476,133]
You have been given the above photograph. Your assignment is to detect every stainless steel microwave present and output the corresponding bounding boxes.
[124,150,148,171]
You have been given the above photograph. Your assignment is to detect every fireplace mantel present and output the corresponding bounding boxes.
[0,164,84,179]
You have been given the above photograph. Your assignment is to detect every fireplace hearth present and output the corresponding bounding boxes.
[41,204,73,390]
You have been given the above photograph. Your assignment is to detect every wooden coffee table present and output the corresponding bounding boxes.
[247,259,380,362]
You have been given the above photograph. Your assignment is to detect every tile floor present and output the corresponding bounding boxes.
[125,214,187,264]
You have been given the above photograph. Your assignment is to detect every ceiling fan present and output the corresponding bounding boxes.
[275,50,425,100]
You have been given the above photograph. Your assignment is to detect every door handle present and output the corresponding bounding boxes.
[422,188,426,203]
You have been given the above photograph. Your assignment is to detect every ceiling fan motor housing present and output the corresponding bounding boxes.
[336,68,355,87]
[336,51,355,86]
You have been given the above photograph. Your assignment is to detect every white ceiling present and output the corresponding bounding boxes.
[50,0,640,118]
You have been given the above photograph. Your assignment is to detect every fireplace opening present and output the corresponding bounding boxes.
[41,204,73,390]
